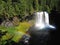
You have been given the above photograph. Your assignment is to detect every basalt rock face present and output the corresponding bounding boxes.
[28,26,49,36]
[28,26,51,45]
[27,11,56,45]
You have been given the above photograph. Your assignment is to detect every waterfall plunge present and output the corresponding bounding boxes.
[34,11,55,30]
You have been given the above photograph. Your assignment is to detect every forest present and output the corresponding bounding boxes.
[0,0,60,45]
[0,0,60,20]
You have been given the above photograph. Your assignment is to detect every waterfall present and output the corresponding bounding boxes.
[34,11,55,30]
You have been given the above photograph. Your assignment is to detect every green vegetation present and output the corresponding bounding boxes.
[0,0,60,18]
[0,0,60,45]
[12,22,31,42]
[0,22,31,45]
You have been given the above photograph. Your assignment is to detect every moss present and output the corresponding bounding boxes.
[12,21,31,42]
[0,21,31,43]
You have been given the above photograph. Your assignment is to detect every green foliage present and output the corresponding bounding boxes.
[0,0,60,18]
[19,0,27,16]
[0,0,60,45]
[27,0,34,15]
[0,1,6,15]
[12,22,31,42]
[0,22,31,44]
[16,21,31,32]
[0,26,7,32]
[0,26,16,45]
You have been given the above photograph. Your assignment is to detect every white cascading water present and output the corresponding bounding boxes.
[35,11,55,30]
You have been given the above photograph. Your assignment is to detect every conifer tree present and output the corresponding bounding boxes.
[28,0,34,15]
[0,0,60,19]
[34,0,39,11]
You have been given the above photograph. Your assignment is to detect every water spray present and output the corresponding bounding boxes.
[22,11,56,45]
[28,11,56,45]
[35,11,55,30]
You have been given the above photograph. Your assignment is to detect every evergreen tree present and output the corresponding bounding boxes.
[0,0,60,19]
[28,0,34,15]
[18,0,28,17]
[34,0,39,11]
[6,0,16,18]
[0,0,6,15]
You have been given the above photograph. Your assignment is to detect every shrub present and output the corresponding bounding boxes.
[0,21,31,44]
